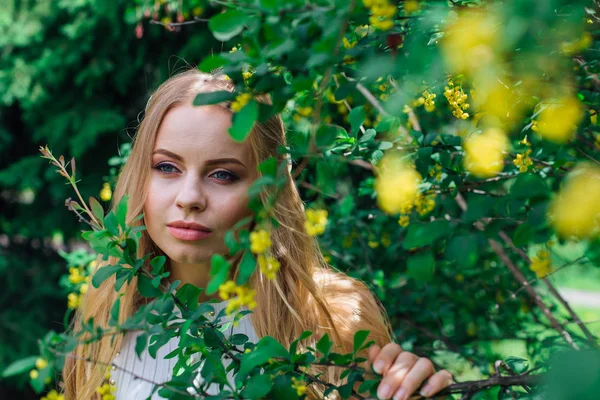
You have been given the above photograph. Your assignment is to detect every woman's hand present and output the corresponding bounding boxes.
[367,343,453,399]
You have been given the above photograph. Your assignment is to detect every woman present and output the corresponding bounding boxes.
[63,69,452,399]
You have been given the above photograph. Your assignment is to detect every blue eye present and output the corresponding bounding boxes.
[211,170,238,181]
[153,163,179,174]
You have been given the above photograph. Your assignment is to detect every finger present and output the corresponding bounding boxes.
[376,351,419,400]
[391,357,435,400]
[368,344,381,366]
[372,343,403,375]
[419,369,454,398]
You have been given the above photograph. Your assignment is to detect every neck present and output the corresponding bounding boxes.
[168,259,221,303]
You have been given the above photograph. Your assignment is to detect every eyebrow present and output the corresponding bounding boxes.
[152,149,246,168]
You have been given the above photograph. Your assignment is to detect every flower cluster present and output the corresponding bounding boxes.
[444,81,470,119]
[257,254,280,280]
[250,229,271,254]
[549,162,600,239]
[29,357,48,382]
[420,90,436,112]
[375,153,422,215]
[532,96,584,143]
[291,376,308,396]
[363,0,396,31]
[513,150,533,173]
[100,182,112,202]
[292,106,313,122]
[429,164,442,181]
[415,193,436,216]
[67,266,89,309]
[530,249,553,279]
[304,209,328,236]
[250,228,281,280]
[218,280,257,315]
[231,92,252,113]
[463,128,508,178]
[41,390,64,400]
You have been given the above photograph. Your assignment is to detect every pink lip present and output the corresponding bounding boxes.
[168,227,212,241]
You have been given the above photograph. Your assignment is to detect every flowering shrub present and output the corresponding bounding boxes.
[3,0,600,399]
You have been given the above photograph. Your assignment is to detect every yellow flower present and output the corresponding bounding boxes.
[30,369,39,379]
[291,376,307,396]
[369,16,394,31]
[535,96,584,143]
[463,128,508,178]
[96,382,116,400]
[368,240,379,248]
[529,249,553,279]
[549,163,600,239]
[343,37,357,49]
[41,389,65,400]
[257,254,280,280]
[304,209,328,236]
[68,267,85,284]
[444,81,470,119]
[374,153,422,215]
[219,281,257,314]
[404,0,420,14]
[242,71,253,80]
[441,11,500,74]
[250,229,272,254]
[35,358,48,370]
[230,93,252,113]
[99,183,112,202]
[381,233,392,247]
[79,283,88,294]
[68,293,81,309]
[513,149,533,173]
[297,106,313,118]
[398,215,410,227]
[414,193,436,216]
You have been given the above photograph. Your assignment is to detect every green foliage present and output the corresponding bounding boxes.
[3,0,600,398]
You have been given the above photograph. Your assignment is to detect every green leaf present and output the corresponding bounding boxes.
[505,356,529,374]
[510,173,549,199]
[349,106,365,135]
[407,250,435,282]
[193,91,234,106]
[236,251,256,285]
[316,333,333,357]
[175,284,203,312]
[104,212,119,236]
[402,220,453,249]
[109,298,120,325]
[150,256,166,275]
[445,235,479,268]
[1,356,37,378]
[359,129,376,143]
[229,99,258,142]
[353,330,371,354]
[513,224,534,247]
[241,373,274,398]
[206,255,230,295]
[271,374,299,400]
[91,265,120,288]
[237,336,289,381]
[116,195,129,229]
[135,333,148,358]
[89,196,104,224]
[198,55,230,73]
[137,274,163,298]
[208,9,249,41]
[258,157,277,177]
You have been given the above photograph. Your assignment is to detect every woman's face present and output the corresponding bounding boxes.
[144,103,258,268]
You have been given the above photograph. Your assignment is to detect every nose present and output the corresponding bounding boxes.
[175,173,207,214]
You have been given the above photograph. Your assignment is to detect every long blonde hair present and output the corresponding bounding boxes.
[62,69,393,399]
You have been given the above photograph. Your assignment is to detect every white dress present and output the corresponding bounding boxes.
[110,300,259,399]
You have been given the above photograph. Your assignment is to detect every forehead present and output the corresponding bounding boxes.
[154,104,252,164]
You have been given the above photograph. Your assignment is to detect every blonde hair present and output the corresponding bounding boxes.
[62,69,393,399]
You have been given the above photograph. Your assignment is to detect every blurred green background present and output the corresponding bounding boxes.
[2,0,599,398]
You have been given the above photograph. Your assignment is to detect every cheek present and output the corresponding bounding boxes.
[214,190,253,228]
